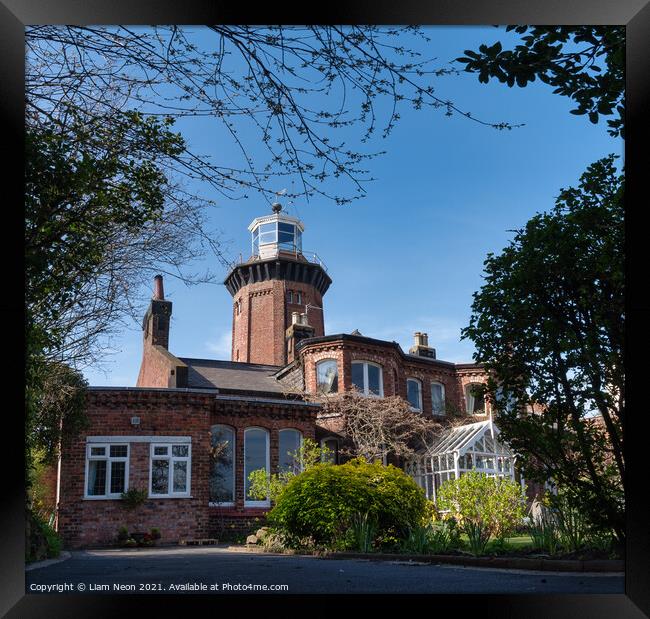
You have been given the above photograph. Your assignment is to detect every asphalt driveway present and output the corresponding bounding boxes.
[25,547,625,595]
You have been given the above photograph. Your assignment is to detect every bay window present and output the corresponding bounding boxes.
[316,359,339,394]
[351,361,383,396]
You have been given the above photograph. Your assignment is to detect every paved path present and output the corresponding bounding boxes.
[25,547,624,595]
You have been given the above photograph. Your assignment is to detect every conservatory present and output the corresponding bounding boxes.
[405,419,517,504]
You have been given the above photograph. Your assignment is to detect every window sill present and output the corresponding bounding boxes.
[83,495,124,501]
[148,495,193,499]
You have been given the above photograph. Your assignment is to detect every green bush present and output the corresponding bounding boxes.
[437,471,526,556]
[26,511,61,562]
[267,458,427,547]
[120,487,148,510]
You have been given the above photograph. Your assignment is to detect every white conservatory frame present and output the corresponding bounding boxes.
[405,419,516,504]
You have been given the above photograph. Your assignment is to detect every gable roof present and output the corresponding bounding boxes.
[177,358,288,395]
[426,419,511,457]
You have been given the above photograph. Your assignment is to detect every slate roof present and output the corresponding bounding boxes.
[177,358,286,394]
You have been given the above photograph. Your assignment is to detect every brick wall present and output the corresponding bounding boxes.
[58,389,317,548]
[300,337,489,420]
[231,279,325,366]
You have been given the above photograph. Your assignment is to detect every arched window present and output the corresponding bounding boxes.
[351,361,383,396]
[431,382,446,415]
[406,378,422,411]
[244,428,270,506]
[210,425,235,505]
[316,359,339,394]
[465,383,487,415]
[279,429,303,474]
[321,437,339,464]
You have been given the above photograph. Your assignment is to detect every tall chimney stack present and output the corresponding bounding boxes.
[409,331,436,359]
[142,275,172,349]
[153,274,165,300]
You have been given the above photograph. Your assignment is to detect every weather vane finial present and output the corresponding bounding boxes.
[272,188,287,213]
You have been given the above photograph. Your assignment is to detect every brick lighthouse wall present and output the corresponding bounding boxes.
[231,279,324,366]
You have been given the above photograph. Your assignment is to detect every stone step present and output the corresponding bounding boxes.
[179,539,220,546]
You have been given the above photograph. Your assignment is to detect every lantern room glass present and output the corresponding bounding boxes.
[252,221,302,256]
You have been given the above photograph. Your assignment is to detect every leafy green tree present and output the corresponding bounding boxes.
[456,26,624,137]
[25,112,208,486]
[462,155,624,544]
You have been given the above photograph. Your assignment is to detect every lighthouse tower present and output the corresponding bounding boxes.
[224,203,332,366]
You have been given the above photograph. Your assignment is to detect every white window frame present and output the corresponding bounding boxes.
[209,424,236,507]
[316,358,339,394]
[149,443,192,498]
[351,361,384,397]
[278,428,304,474]
[431,381,446,416]
[244,427,271,508]
[84,443,129,500]
[406,378,423,411]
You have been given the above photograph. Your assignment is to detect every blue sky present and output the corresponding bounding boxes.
[83,26,622,386]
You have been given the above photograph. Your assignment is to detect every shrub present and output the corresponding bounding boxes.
[117,526,129,542]
[120,487,148,510]
[437,471,526,556]
[150,527,161,540]
[247,438,333,504]
[267,458,427,547]
[26,510,61,562]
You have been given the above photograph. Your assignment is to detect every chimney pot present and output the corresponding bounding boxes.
[300,312,309,326]
[292,311,300,325]
[153,275,164,300]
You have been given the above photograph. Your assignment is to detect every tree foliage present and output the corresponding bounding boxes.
[462,155,624,543]
[456,26,624,137]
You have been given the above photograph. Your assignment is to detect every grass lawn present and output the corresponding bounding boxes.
[457,534,534,555]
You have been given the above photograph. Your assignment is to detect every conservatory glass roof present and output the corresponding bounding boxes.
[427,419,504,457]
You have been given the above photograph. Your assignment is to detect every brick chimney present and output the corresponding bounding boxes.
[285,311,315,363]
[142,274,172,349]
[409,331,436,359]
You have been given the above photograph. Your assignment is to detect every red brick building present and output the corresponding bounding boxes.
[57,203,497,548]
